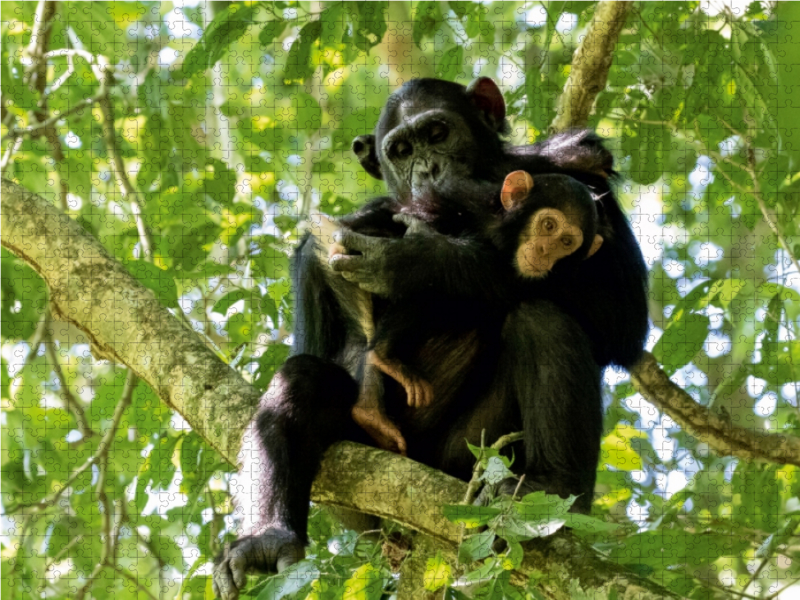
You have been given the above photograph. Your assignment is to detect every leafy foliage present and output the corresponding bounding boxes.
[2,1,799,599]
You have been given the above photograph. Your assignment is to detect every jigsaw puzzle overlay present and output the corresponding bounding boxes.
[2,2,800,599]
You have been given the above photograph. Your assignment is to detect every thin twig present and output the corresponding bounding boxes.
[462,431,524,505]
[10,371,137,513]
[108,564,159,600]
[23,311,49,366]
[43,48,97,63]
[511,475,527,502]
[22,0,68,210]
[748,164,800,276]
[96,65,153,260]
[2,93,104,142]
[45,335,95,440]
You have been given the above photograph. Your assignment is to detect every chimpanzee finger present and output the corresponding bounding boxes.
[334,228,387,254]
[393,213,435,236]
[392,213,417,228]
[407,383,418,408]
[329,253,365,273]
[419,380,433,408]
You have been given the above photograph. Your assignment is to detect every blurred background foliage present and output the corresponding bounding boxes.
[1,1,800,598]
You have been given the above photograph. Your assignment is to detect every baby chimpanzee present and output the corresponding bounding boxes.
[316,172,603,454]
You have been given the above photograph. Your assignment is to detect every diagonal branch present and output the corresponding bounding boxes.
[550,0,632,133]
[632,352,800,466]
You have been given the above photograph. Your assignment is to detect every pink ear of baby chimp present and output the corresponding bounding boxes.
[500,171,534,211]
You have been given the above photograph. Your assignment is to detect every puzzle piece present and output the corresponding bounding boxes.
[2,2,799,600]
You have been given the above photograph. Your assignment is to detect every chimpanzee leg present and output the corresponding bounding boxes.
[500,300,603,514]
[442,301,603,514]
[292,233,370,371]
[213,354,360,600]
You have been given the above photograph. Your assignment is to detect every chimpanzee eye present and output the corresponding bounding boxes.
[392,140,413,159]
[562,237,573,247]
[542,218,556,232]
[429,123,449,144]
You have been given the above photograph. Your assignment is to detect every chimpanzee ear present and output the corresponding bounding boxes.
[466,77,506,132]
[586,234,604,258]
[352,135,383,180]
[500,171,534,212]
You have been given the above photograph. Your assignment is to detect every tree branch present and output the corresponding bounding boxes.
[631,352,800,466]
[550,1,632,133]
[1,178,260,462]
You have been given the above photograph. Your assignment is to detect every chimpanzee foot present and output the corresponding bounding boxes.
[352,405,407,455]
[212,529,304,600]
[368,350,433,409]
[409,377,433,408]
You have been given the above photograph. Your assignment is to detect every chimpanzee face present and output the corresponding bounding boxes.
[375,105,479,199]
[500,172,604,278]
[514,207,587,278]
[352,78,508,201]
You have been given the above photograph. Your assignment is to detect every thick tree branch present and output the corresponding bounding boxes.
[550,1,632,133]
[1,178,260,461]
[2,179,678,599]
[632,352,800,467]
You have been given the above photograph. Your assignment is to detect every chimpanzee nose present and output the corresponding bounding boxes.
[412,158,443,186]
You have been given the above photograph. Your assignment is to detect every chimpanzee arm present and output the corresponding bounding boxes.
[330,228,513,304]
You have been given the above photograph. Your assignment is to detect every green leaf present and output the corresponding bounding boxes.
[652,312,710,372]
[609,530,744,569]
[458,530,495,563]
[124,261,178,307]
[341,563,385,600]
[259,19,287,45]
[257,561,319,600]
[353,3,388,52]
[500,542,523,570]
[435,46,463,81]
[225,312,255,345]
[463,557,505,584]
[284,20,323,82]
[1,56,38,110]
[491,510,565,542]
[253,344,291,390]
[295,92,322,134]
[442,504,501,527]
[561,513,620,534]
[413,2,442,48]
[423,552,452,591]
[481,456,514,485]
[601,423,646,471]
[152,534,187,570]
[752,341,800,386]
[181,4,256,78]
[212,290,248,315]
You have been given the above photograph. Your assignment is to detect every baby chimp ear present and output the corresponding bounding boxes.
[587,234,604,258]
[500,171,534,211]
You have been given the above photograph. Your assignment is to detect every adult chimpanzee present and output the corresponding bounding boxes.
[212,78,646,599]
[336,78,648,370]
[332,171,606,455]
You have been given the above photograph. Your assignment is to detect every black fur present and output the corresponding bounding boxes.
[213,78,647,599]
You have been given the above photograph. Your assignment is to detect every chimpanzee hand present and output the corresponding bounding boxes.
[329,215,443,295]
[212,529,304,600]
[392,213,438,236]
[329,229,395,296]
